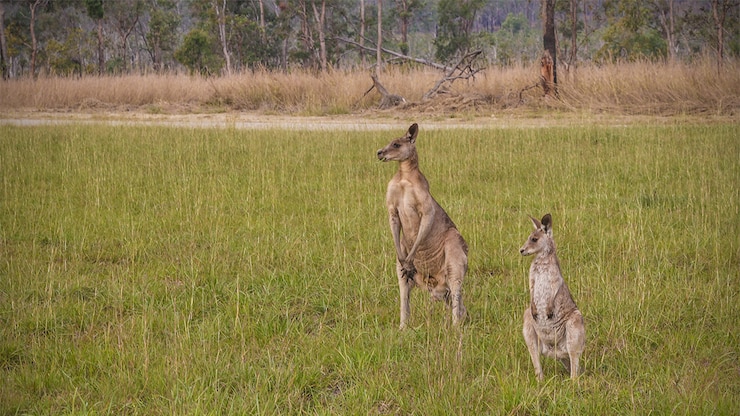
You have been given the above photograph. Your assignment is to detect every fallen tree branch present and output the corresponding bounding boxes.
[422,50,484,100]
[335,37,449,71]
[517,82,540,105]
[371,73,406,108]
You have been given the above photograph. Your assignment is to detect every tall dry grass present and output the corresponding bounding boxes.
[0,60,738,116]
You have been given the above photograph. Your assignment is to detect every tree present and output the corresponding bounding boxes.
[84,0,104,75]
[542,0,557,94]
[492,12,538,66]
[0,2,8,79]
[360,0,366,66]
[711,0,738,73]
[312,0,328,71]
[145,0,180,72]
[652,0,678,63]
[596,0,667,62]
[435,0,485,64]
[569,0,578,66]
[107,0,144,73]
[28,0,50,78]
[213,0,232,75]
[394,0,422,56]
[377,0,383,74]
[175,28,222,75]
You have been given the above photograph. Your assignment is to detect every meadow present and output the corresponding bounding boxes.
[0,121,738,415]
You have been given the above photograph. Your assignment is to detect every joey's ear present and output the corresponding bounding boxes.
[407,123,419,143]
[529,215,542,230]
[541,213,552,234]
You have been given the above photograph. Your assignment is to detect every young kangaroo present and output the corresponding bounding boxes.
[377,123,468,329]
[520,214,585,380]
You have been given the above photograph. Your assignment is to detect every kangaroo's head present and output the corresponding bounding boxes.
[519,213,553,256]
[377,123,419,162]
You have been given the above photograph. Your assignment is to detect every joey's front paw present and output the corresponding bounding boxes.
[401,261,416,280]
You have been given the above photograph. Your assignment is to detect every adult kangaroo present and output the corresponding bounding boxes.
[377,123,468,329]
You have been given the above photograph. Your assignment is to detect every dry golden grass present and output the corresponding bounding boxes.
[1,60,738,116]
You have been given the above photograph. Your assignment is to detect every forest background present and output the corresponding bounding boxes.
[1,0,738,79]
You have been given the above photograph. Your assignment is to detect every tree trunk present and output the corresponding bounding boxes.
[399,0,409,53]
[116,19,138,73]
[377,0,383,75]
[359,0,366,66]
[215,0,232,75]
[259,0,265,30]
[312,0,327,72]
[299,0,316,70]
[657,0,677,63]
[97,18,104,75]
[29,0,42,78]
[711,0,726,74]
[542,0,557,95]
[569,0,577,67]
[540,50,555,96]
[0,3,8,79]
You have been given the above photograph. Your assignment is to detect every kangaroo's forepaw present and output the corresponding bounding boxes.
[402,265,416,281]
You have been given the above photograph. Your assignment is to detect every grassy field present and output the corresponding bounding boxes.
[0,122,738,415]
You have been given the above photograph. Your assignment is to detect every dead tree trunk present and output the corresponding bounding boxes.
[540,50,555,97]
[364,73,406,108]
[542,0,557,96]
[0,2,8,79]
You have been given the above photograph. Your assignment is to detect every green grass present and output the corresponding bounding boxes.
[1,122,738,415]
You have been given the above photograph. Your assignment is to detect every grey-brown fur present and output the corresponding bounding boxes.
[377,123,468,329]
[520,213,585,380]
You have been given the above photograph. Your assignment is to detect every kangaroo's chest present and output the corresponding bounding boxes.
[389,179,425,226]
[530,264,560,306]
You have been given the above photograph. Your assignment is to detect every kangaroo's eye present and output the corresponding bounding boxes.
[393,143,401,148]
[530,237,538,243]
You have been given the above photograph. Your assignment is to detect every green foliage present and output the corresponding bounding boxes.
[84,0,104,20]
[229,15,278,70]
[175,29,223,75]
[597,25,666,62]
[0,122,738,414]
[597,0,668,61]
[490,12,539,66]
[146,0,180,70]
[434,0,486,63]
[45,31,82,76]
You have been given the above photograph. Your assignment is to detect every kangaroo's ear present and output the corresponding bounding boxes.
[541,213,552,235]
[407,123,419,143]
[529,215,542,230]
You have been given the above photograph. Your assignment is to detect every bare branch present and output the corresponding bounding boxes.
[422,50,484,100]
[335,37,449,71]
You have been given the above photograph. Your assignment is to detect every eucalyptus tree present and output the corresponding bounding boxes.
[84,0,104,74]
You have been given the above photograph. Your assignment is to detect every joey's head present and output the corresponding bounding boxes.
[519,213,554,256]
[377,123,418,162]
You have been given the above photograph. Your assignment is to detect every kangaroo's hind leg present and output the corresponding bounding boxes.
[566,311,586,378]
[445,242,467,326]
[523,308,544,381]
[396,260,413,330]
